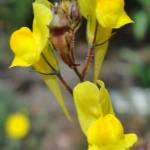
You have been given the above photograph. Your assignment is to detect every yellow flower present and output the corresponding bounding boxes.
[96,0,133,29]
[73,80,114,135]
[10,1,52,67]
[88,114,137,150]
[9,0,71,120]
[77,0,133,29]
[73,81,137,150]
[5,113,30,139]
[77,0,133,80]
[10,27,38,67]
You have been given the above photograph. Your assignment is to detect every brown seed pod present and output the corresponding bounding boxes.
[49,0,81,68]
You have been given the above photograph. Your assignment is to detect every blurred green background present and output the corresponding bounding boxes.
[0,0,150,149]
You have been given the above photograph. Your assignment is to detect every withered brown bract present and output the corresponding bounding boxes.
[49,0,81,68]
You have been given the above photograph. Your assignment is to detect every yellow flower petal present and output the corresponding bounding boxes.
[87,114,124,146]
[104,114,124,142]
[33,2,52,52]
[10,27,39,67]
[96,80,114,116]
[116,11,134,28]
[35,0,52,8]
[125,133,138,148]
[10,56,31,67]
[96,0,133,28]
[88,145,100,150]
[73,81,101,134]
[77,0,96,18]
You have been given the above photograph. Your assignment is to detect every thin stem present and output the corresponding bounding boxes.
[41,52,73,95]
[81,21,98,81]
[70,31,82,81]
[72,66,82,82]
[57,74,73,95]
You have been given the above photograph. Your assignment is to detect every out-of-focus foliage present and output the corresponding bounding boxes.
[0,0,32,31]
[120,47,150,87]
[0,82,50,150]
[133,10,149,41]
[115,0,150,88]
[132,0,150,41]
[132,0,150,87]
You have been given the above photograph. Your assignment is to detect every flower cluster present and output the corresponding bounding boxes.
[9,0,138,149]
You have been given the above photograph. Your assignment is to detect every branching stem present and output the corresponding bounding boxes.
[41,53,73,95]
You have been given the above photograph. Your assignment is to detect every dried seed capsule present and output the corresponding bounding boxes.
[49,0,81,67]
